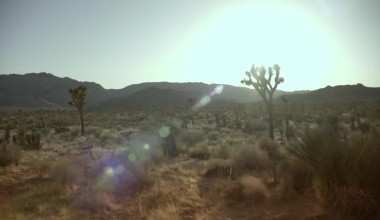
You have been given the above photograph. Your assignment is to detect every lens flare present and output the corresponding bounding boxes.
[214,85,224,94]
[105,167,114,177]
[115,164,125,174]
[200,95,211,105]
[193,85,223,110]
[128,153,137,162]
[159,126,170,138]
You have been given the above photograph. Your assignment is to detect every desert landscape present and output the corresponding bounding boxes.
[1,72,380,219]
[1,0,380,219]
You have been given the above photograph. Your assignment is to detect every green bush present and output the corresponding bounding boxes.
[286,127,380,219]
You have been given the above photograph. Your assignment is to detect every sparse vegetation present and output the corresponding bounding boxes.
[0,99,379,219]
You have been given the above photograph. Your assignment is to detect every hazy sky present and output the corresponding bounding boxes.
[1,0,379,91]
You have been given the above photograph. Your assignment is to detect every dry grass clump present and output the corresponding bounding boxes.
[258,136,284,163]
[287,127,380,219]
[85,126,102,138]
[242,119,267,134]
[276,158,313,199]
[48,152,149,215]
[146,203,181,220]
[188,143,210,160]
[99,129,122,146]
[0,142,21,166]
[73,188,118,213]
[213,143,232,160]
[227,175,270,203]
[231,144,272,172]
[204,158,232,178]
[258,136,285,183]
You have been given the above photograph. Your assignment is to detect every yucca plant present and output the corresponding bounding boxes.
[286,126,380,219]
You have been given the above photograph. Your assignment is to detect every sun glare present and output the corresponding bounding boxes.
[162,1,345,90]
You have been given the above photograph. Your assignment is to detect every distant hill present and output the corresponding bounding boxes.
[278,84,380,103]
[0,72,377,109]
[0,72,290,109]
[98,87,204,109]
[0,73,111,108]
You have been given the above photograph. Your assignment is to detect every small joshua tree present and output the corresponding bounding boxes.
[241,64,284,139]
[69,85,87,136]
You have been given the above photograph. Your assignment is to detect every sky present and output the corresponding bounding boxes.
[0,0,379,91]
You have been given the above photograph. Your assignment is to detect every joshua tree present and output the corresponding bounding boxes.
[241,64,284,139]
[69,85,87,136]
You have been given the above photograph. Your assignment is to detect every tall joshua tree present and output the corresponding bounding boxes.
[241,64,284,139]
[69,85,87,136]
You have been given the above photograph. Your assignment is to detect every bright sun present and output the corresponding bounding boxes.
[159,1,347,90]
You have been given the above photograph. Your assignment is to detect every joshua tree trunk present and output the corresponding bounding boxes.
[68,85,87,137]
[79,107,85,136]
[285,105,290,140]
[267,101,274,140]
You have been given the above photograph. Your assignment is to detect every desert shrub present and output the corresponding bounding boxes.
[139,120,155,133]
[160,126,179,158]
[276,158,313,198]
[258,136,284,162]
[242,119,267,134]
[54,126,70,134]
[227,175,270,203]
[86,126,102,138]
[188,143,210,160]
[239,176,270,201]
[49,115,72,133]
[73,189,117,212]
[119,129,135,142]
[177,130,205,148]
[13,121,28,147]
[128,133,162,164]
[93,150,149,193]
[69,126,81,138]
[52,160,85,187]
[258,136,285,183]
[213,143,232,160]
[324,113,339,128]
[24,131,42,150]
[30,160,51,179]
[286,127,380,219]
[99,130,122,147]
[207,131,220,143]
[150,145,164,164]
[0,142,21,167]
[231,144,271,172]
[358,120,371,134]
[146,203,181,220]
[204,158,232,178]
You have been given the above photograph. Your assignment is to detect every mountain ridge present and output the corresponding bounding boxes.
[0,72,378,109]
